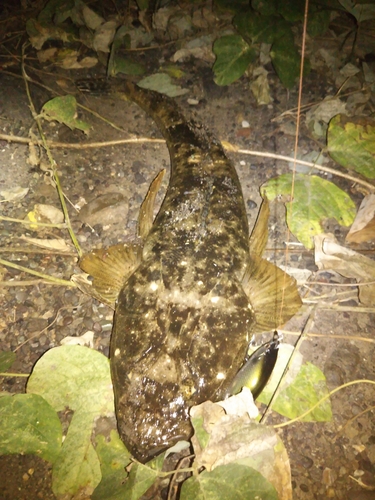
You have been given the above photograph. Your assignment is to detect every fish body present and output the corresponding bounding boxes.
[77,79,301,462]
[111,81,254,461]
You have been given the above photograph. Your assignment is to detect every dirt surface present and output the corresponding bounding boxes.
[1,2,375,499]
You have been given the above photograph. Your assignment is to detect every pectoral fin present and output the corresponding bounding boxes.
[138,169,166,240]
[243,253,302,332]
[74,243,142,306]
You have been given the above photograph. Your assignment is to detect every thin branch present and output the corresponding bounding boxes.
[21,46,82,257]
[1,130,372,191]
[0,257,76,287]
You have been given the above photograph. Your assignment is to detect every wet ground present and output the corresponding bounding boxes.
[1,2,375,499]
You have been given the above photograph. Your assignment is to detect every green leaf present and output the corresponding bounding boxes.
[339,0,375,22]
[137,73,189,97]
[52,411,102,497]
[234,11,287,44]
[0,393,62,462]
[92,431,131,500]
[27,345,114,414]
[121,456,164,500]
[190,415,210,450]
[0,351,16,372]
[112,56,145,76]
[270,31,301,88]
[37,0,75,25]
[41,95,91,134]
[189,401,291,498]
[214,0,249,14]
[213,35,256,86]
[251,0,278,16]
[327,115,375,179]
[262,363,333,422]
[108,26,144,77]
[277,0,305,22]
[307,8,331,37]
[181,464,278,500]
[27,345,115,498]
[262,173,356,249]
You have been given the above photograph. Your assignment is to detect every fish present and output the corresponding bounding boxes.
[75,78,302,462]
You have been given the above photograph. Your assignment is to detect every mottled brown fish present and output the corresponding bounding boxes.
[76,79,301,462]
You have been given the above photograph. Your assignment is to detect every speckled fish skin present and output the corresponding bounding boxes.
[103,80,255,461]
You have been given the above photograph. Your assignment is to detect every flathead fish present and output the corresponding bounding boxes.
[76,79,302,462]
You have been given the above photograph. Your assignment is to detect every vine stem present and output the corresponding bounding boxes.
[21,45,82,257]
[0,258,75,287]
[273,379,375,428]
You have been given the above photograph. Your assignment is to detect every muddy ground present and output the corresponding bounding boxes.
[0,3,375,500]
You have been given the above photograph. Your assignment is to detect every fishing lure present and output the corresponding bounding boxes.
[225,331,281,399]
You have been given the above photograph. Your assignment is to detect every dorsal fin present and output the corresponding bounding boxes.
[249,196,270,257]
[137,169,166,240]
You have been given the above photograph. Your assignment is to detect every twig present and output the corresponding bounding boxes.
[0,280,73,287]
[275,85,371,119]
[0,257,76,287]
[260,305,316,424]
[0,246,77,256]
[279,329,375,344]
[21,46,82,257]
[0,214,67,228]
[2,127,372,191]
[0,131,164,148]
[235,148,375,192]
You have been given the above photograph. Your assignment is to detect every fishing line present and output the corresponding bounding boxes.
[277,0,310,328]
[262,0,311,423]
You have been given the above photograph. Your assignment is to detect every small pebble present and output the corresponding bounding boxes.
[247,199,257,209]
[299,455,313,469]
[15,291,27,303]
[63,316,73,326]
[93,322,102,333]
[100,320,113,332]
[83,316,94,329]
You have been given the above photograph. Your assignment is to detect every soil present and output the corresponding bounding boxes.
[0,2,375,499]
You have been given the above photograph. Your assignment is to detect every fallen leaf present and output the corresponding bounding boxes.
[327,115,375,179]
[315,232,375,305]
[181,463,279,500]
[27,203,64,226]
[27,346,114,498]
[138,73,189,97]
[0,186,29,202]
[250,67,271,105]
[20,236,72,252]
[60,331,94,348]
[189,400,291,499]
[346,194,375,244]
[0,394,62,463]
[93,20,118,53]
[262,174,356,249]
[42,95,91,133]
